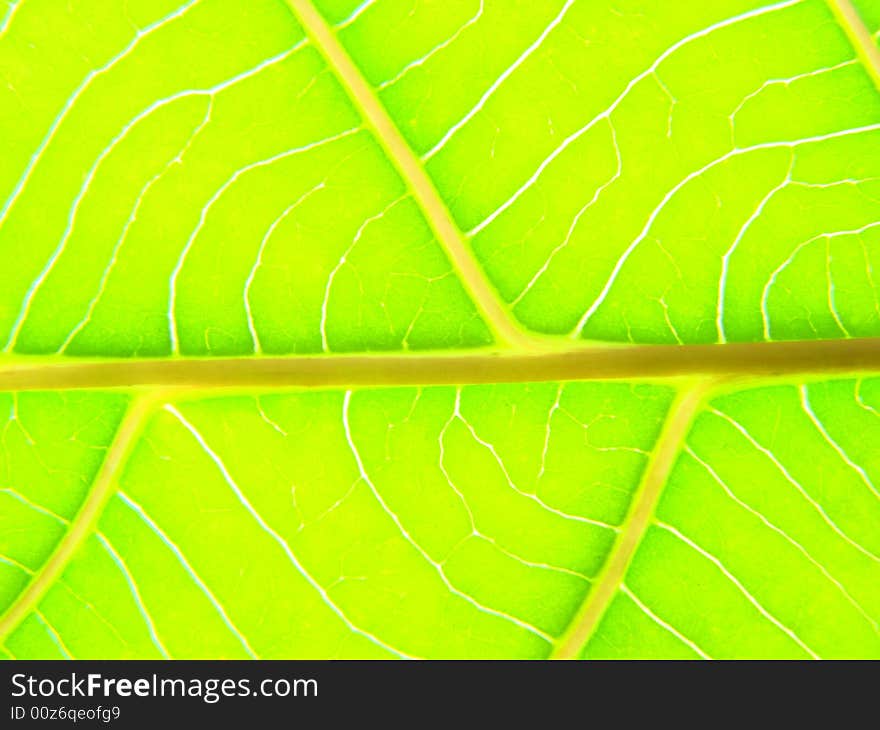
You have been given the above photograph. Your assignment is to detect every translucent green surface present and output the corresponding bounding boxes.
[0,0,879,658]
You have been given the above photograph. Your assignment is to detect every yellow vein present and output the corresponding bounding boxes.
[0,392,161,643]
[550,380,713,659]
[2,337,880,391]
[281,0,532,350]
[826,0,880,92]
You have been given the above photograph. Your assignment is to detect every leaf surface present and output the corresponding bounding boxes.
[0,0,879,658]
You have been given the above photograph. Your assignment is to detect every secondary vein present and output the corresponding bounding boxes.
[826,0,880,92]
[550,380,714,659]
[0,391,165,644]
[280,0,533,350]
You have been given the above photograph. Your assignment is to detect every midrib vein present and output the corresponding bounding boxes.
[281,0,533,350]
[1,337,880,390]
[0,392,163,644]
[826,0,880,91]
[550,381,713,659]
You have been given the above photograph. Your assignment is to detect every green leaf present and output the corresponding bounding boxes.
[0,0,879,659]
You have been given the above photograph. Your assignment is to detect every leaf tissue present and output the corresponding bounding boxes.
[0,0,879,659]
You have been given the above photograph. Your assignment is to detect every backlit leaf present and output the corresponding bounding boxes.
[0,0,878,658]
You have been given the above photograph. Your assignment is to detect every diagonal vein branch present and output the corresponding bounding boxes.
[550,380,715,659]
[826,0,880,92]
[0,391,166,644]
[280,0,534,350]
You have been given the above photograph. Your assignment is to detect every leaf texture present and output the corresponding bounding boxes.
[0,0,879,659]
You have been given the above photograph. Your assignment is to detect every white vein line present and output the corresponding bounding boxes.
[855,378,880,419]
[3,393,37,455]
[537,384,564,481]
[437,403,479,539]
[685,445,879,633]
[377,0,484,90]
[466,0,805,238]
[246,182,326,354]
[484,535,591,581]
[437,397,590,581]
[320,195,406,352]
[0,0,22,37]
[34,610,73,659]
[335,0,378,30]
[342,391,553,643]
[455,390,618,531]
[572,122,880,337]
[620,583,711,659]
[95,531,171,658]
[760,235,823,339]
[800,385,880,501]
[169,126,360,353]
[825,236,850,337]
[422,0,578,161]
[54,579,132,650]
[656,520,820,658]
[0,551,32,575]
[116,491,259,658]
[59,99,214,354]
[711,408,880,564]
[0,0,201,230]
[761,221,880,339]
[859,234,880,323]
[794,177,880,190]
[717,155,793,342]
[165,404,413,659]
[0,487,68,524]
[654,73,677,138]
[3,39,309,353]
[728,59,859,140]
[255,397,287,437]
[659,296,683,344]
[509,120,621,302]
